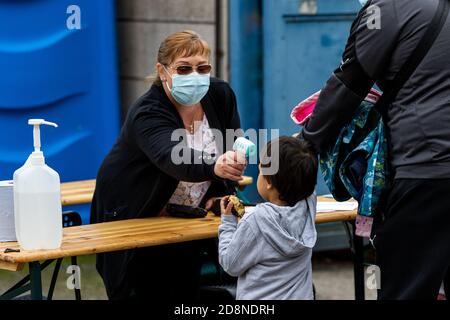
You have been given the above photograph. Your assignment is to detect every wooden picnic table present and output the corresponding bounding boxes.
[0,197,357,273]
[1,179,363,301]
[60,177,254,206]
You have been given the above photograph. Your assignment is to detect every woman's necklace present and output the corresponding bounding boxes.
[188,119,195,135]
[184,106,201,135]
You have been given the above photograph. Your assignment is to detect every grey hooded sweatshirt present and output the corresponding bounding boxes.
[218,194,317,300]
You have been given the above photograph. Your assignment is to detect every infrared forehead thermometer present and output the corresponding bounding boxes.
[233,137,257,158]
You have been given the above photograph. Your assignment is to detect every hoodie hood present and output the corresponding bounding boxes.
[253,194,317,257]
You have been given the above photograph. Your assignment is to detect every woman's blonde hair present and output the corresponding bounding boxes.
[149,30,211,86]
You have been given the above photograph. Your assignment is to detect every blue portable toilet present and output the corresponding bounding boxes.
[0,0,120,224]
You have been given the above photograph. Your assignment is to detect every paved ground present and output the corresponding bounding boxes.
[0,255,108,300]
[0,249,377,300]
[312,250,377,300]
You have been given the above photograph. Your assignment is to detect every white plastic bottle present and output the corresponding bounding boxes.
[13,119,62,251]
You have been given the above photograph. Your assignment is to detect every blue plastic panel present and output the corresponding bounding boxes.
[230,0,361,199]
[230,1,364,250]
[262,0,360,195]
[263,0,361,194]
[229,0,264,203]
[230,0,363,250]
[262,0,359,137]
[0,0,120,222]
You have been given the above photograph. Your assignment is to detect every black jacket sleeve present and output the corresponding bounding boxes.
[131,105,218,183]
[301,0,399,154]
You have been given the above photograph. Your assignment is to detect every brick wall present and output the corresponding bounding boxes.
[116,0,217,116]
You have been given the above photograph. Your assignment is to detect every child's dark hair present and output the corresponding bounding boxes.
[260,136,318,206]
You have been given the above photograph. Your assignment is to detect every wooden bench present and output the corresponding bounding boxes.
[60,177,254,206]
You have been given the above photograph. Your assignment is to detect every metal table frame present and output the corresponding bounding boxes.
[1,228,366,301]
[0,257,81,301]
[1,211,83,300]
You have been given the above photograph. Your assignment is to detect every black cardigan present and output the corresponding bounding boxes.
[90,78,241,299]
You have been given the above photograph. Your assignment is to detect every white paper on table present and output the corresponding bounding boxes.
[0,180,16,242]
[245,202,358,214]
[317,201,358,213]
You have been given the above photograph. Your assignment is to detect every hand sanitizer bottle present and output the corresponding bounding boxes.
[13,119,62,250]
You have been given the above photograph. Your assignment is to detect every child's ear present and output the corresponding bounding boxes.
[266,181,273,190]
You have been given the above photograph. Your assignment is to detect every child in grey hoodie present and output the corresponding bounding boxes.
[218,137,318,300]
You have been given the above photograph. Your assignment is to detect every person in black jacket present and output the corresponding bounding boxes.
[90,30,245,300]
[300,0,450,299]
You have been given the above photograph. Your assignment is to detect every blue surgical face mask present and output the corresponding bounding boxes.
[164,67,210,106]
[358,0,369,6]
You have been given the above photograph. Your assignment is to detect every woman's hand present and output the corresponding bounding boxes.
[204,197,222,211]
[214,151,246,181]
[220,196,234,216]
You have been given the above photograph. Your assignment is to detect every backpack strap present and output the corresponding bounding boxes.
[376,0,450,117]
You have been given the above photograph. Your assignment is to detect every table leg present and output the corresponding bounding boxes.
[353,223,365,300]
[29,262,43,300]
[71,256,82,300]
[47,259,63,300]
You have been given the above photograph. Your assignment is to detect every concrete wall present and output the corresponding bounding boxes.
[116,0,218,117]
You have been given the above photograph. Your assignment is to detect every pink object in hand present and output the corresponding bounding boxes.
[290,88,382,125]
[290,91,321,125]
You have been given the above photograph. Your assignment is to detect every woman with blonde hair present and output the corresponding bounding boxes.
[91,30,244,300]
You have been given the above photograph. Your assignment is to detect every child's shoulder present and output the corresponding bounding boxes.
[240,202,272,222]
[243,195,317,220]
